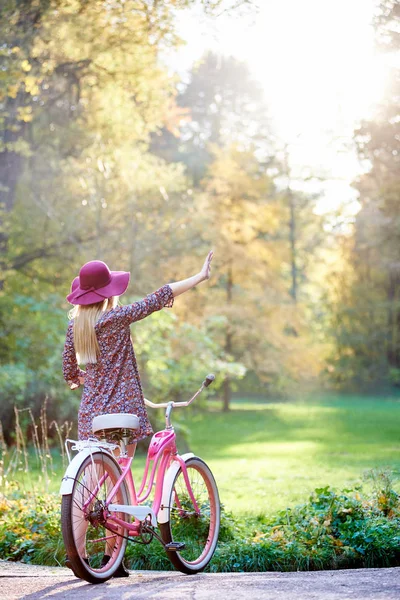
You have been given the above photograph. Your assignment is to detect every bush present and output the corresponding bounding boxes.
[210,473,400,572]
[0,484,65,565]
[1,471,399,572]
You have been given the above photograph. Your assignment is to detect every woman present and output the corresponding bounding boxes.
[62,251,213,576]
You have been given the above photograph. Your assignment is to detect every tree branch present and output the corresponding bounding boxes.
[11,233,97,270]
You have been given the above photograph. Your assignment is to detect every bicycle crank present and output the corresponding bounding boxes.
[140,523,186,551]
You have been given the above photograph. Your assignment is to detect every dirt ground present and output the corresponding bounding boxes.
[0,561,399,600]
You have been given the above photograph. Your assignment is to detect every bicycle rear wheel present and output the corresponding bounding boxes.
[61,451,129,584]
[159,457,220,574]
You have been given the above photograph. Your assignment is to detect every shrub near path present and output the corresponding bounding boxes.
[0,472,399,571]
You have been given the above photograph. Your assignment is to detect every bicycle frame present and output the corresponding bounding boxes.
[84,426,199,540]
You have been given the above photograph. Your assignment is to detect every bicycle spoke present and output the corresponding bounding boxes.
[169,464,213,562]
[159,458,220,575]
[63,452,129,577]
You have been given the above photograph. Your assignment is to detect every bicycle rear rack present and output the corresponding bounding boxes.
[64,438,119,463]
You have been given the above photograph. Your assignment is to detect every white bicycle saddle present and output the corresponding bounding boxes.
[92,413,140,434]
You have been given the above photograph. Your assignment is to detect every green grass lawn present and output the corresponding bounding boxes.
[6,394,400,517]
[173,394,400,515]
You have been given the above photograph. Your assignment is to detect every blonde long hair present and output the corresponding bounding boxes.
[68,297,119,364]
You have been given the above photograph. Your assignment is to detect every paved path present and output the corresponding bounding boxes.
[0,562,399,600]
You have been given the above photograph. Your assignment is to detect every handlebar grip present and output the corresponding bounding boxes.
[204,374,215,387]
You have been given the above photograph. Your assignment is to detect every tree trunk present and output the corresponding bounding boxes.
[395,275,400,369]
[0,95,29,289]
[387,270,396,367]
[223,376,231,412]
[283,149,298,303]
[289,191,297,302]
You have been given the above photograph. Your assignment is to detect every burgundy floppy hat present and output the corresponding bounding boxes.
[70,276,79,293]
[67,261,130,306]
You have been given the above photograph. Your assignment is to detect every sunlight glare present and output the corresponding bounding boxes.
[173,0,391,212]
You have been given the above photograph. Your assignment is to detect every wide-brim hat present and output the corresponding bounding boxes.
[67,260,130,306]
[70,276,79,293]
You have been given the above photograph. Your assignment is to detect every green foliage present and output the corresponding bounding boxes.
[212,474,400,572]
[1,475,399,571]
[152,52,271,183]
[0,289,80,440]
[0,363,33,406]
[0,485,65,565]
[132,308,245,404]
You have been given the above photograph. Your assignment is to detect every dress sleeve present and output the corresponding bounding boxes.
[119,284,174,325]
[62,323,86,390]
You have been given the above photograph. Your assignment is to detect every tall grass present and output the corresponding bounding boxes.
[0,401,72,493]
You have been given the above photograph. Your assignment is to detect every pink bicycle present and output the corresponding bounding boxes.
[60,374,220,584]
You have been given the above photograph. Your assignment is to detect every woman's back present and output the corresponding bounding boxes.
[63,284,174,443]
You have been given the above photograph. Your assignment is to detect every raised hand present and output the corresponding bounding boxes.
[200,250,214,281]
[168,250,214,298]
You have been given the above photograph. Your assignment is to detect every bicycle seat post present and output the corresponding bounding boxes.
[165,402,174,430]
[120,431,128,457]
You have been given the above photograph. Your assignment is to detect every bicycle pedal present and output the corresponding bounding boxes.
[165,542,185,552]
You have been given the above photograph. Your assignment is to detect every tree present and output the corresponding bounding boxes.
[151,51,273,183]
[326,0,400,387]
[1,2,252,288]
[189,145,322,409]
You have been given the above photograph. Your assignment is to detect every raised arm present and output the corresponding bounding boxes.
[113,251,213,325]
[169,251,213,298]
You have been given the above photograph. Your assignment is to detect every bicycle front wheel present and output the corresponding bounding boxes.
[159,457,220,574]
[61,451,129,584]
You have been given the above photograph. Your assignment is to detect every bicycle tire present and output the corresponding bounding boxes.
[159,456,220,574]
[61,451,129,584]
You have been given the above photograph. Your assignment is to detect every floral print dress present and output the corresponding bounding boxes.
[62,285,174,443]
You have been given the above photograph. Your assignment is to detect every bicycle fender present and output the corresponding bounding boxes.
[157,452,195,524]
[59,447,114,495]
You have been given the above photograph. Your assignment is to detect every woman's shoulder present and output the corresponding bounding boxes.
[64,320,74,342]
[95,305,128,328]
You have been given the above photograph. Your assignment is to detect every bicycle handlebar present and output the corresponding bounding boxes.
[144,374,215,410]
